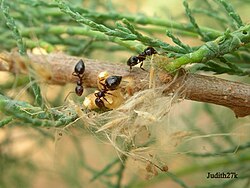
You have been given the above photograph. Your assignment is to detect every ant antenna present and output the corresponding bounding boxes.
[64,91,75,102]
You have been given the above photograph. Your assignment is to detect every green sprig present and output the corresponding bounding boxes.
[1,0,45,108]
[55,0,186,54]
[0,117,13,127]
[166,30,192,53]
[90,158,120,182]
[122,19,186,53]
[0,94,78,127]
[192,8,228,27]
[187,141,250,157]
[0,0,26,55]
[183,0,210,41]
[166,172,189,188]
[52,1,222,39]
[215,0,243,28]
[55,0,133,39]
[160,24,250,72]
[55,0,145,51]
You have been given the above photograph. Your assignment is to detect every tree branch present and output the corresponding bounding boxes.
[0,51,250,117]
[164,73,250,118]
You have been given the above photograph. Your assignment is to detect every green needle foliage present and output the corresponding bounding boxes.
[1,0,46,109]
[162,24,250,73]
[183,0,210,41]
[0,1,26,55]
[0,0,250,188]
[215,0,243,28]
[0,116,13,127]
[0,94,78,127]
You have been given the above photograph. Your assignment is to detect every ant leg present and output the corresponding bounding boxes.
[129,65,132,72]
[64,91,75,102]
[139,62,147,71]
[106,91,113,96]
[99,81,107,90]
[149,55,155,89]
[106,91,117,97]
[102,96,112,104]
[72,72,78,76]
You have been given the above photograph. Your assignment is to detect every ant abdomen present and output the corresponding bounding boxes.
[74,59,85,75]
[105,76,122,90]
[95,98,106,109]
[127,56,140,67]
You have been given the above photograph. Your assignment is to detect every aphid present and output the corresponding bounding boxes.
[72,59,85,96]
[94,75,122,109]
[127,47,157,71]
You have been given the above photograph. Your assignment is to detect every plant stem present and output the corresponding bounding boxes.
[90,158,120,182]
[187,141,250,157]
[160,24,250,72]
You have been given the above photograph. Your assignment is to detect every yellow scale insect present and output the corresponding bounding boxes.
[84,71,124,110]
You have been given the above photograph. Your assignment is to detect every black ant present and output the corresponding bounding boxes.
[72,59,85,96]
[94,76,122,109]
[127,47,157,71]
[64,59,85,101]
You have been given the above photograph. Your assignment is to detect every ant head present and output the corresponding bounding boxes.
[144,47,157,56]
[74,59,85,75]
[105,76,122,90]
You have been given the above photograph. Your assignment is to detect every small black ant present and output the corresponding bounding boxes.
[94,76,122,109]
[72,59,85,96]
[127,47,157,71]
[64,59,85,101]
